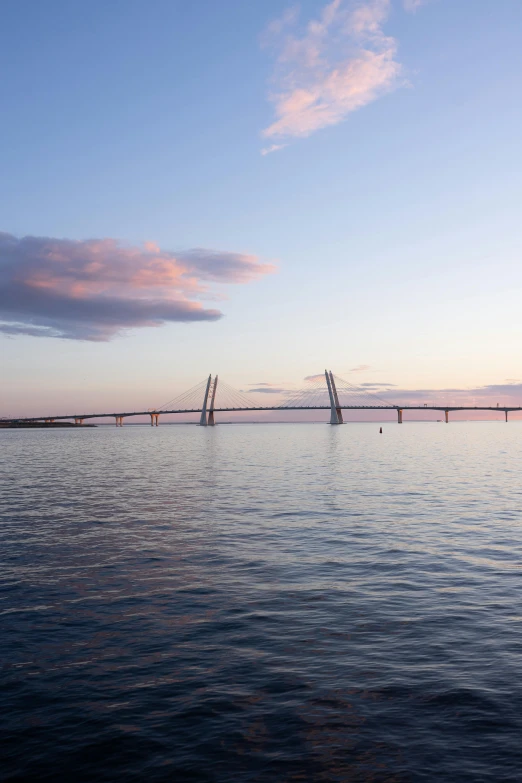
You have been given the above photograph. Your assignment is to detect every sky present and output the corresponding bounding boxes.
[1,0,522,420]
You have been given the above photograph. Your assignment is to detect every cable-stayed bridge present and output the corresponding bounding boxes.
[4,371,522,426]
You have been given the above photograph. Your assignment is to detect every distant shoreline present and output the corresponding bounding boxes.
[0,422,96,429]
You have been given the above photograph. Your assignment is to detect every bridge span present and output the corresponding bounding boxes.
[4,371,521,426]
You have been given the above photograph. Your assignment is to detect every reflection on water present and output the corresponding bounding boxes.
[1,423,522,781]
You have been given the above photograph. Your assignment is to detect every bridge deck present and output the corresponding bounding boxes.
[5,405,522,423]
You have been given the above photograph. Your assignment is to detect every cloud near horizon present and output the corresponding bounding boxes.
[261,0,403,149]
[360,382,522,407]
[246,387,290,394]
[0,232,274,341]
[360,381,396,387]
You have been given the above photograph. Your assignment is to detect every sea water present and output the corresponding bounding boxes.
[1,423,521,781]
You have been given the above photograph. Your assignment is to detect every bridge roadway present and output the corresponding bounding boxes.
[6,405,522,425]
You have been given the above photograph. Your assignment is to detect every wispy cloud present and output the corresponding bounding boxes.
[0,232,274,341]
[247,387,290,394]
[261,0,402,148]
[403,0,425,12]
[349,364,371,372]
[244,382,292,394]
[360,382,396,387]
[260,143,288,156]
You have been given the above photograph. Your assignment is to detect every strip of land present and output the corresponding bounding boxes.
[0,422,96,429]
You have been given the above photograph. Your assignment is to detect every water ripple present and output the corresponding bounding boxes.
[1,423,522,781]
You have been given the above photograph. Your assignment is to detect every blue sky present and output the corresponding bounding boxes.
[1,0,522,417]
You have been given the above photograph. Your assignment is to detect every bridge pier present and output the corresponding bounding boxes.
[74,418,84,426]
[149,412,160,426]
[445,410,449,424]
[115,415,124,427]
[505,410,509,423]
[397,409,403,424]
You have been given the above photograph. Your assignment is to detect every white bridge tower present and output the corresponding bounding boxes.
[325,370,343,425]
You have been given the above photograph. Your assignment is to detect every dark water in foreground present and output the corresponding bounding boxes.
[1,423,521,782]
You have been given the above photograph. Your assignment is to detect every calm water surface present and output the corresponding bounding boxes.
[1,423,521,782]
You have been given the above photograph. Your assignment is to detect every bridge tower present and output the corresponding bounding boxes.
[325,370,342,425]
[199,374,212,426]
[208,376,218,426]
[329,371,344,424]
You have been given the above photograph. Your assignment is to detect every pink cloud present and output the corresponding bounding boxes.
[261,0,402,146]
[0,232,274,341]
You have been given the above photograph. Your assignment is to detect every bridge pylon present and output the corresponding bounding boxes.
[199,374,212,426]
[329,371,344,424]
[208,376,218,426]
[325,370,342,425]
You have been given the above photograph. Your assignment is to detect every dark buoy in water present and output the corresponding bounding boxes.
[379,427,382,434]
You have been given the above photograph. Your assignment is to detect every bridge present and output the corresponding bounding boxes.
[3,371,521,426]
